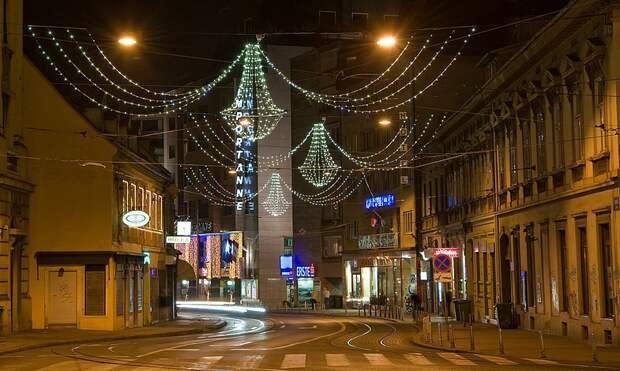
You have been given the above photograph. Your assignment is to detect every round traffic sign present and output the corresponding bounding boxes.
[433,254,451,272]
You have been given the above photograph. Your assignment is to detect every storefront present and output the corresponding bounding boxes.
[343,250,416,308]
[419,245,467,316]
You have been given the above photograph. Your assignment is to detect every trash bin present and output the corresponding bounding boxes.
[495,303,517,329]
[454,299,472,322]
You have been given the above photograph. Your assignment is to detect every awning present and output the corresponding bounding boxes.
[177,259,196,281]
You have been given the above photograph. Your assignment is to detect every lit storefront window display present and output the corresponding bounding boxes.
[344,252,416,307]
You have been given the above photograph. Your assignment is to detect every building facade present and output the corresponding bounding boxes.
[420,0,620,345]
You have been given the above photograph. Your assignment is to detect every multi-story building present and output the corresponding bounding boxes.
[420,0,620,345]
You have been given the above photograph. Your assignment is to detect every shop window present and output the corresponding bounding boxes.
[600,223,613,318]
[85,265,106,315]
[137,270,143,312]
[526,230,535,308]
[322,235,343,258]
[116,263,125,315]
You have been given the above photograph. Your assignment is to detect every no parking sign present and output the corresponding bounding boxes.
[433,254,452,282]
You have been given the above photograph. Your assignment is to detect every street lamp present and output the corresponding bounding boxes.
[377,35,397,48]
[239,117,252,127]
[118,35,137,47]
[378,118,392,126]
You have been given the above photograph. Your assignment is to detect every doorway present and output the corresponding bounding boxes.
[499,234,511,303]
[47,269,77,326]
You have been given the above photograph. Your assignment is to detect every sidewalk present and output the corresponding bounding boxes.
[0,317,225,355]
[413,319,620,367]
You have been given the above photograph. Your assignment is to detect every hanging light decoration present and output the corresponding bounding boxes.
[221,44,284,140]
[262,172,289,216]
[299,121,340,187]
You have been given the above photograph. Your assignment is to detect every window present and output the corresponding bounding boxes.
[319,10,336,27]
[570,81,584,161]
[593,77,608,153]
[322,235,343,258]
[509,126,517,185]
[1,93,9,134]
[348,220,359,239]
[498,129,506,189]
[551,93,564,169]
[168,145,176,159]
[558,229,568,312]
[403,210,414,233]
[526,228,535,308]
[599,223,613,317]
[85,265,106,315]
[6,152,17,172]
[168,117,176,131]
[351,12,368,30]
[116,263,125,315]
[578,226,589,315]
[513,234,522,305]
[522,117,532,181]
[535,111,546,174]
[129,184,136,211]
[137,187,144,211]
[141,119,159,132]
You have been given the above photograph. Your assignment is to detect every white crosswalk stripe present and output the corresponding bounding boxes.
[201,355,223,365]
[476,354,517,365]
[281,354,306,369]
[238,354,264,368]
[363,353,392,366]
[403,353,434,365]
[325,353,350,367]
[437,352,477,365]
[523,358,559,365]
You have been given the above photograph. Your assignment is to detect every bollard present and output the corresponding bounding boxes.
[438,322,443,345]
[469,323,475,351]
[591,332,598,363]
[449,324,456,349]
[538,330,546,359]
[498,327,505,355]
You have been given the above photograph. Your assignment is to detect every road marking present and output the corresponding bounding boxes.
[238,354,264,368]
[326,353,350,367]
[298,325,317,329]
[202,355,223,365]
[437,352,477,365]
[476,354,517,365]
[364,353,392,366]
[523,358,559,365]
[281,354,306,369]
[280,324,286,328]
[403,353,434,365]
[210,341,251,347]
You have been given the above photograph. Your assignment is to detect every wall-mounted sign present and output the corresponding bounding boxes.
[235,120,255,213]
[364,193,395,210]
[176,221,192,236]
[296,264,315,278]
[280,255,293,276]
[150,267,158,278]
[122,210,150,227]
[166,236,191,244]
[143,252,151,265]
[433,248,461,258]
[358,232,398,249]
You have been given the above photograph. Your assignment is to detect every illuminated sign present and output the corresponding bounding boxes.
[166,236,192,244]
[235,121,255,213]
[280,255,293,276]
[296,264,315,278]
[122,210,150,227]
[433,248,461,258]
[143,252,151,265]
[176,221,192,236]
[358,232,398,249]
[364,193,395,210]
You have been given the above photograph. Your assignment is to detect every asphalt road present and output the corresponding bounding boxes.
[0,310,605,370]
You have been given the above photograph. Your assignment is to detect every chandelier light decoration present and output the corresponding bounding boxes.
[220,44,285,140]
[262,173,289,216]
[299,121,340,187]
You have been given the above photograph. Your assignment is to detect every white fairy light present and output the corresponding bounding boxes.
[299,121,340,187]
[262,172,289,216]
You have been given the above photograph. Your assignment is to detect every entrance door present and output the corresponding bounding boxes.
[500,235,511,302]
[47,270,77,326]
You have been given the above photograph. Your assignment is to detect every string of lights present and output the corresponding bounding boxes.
[299,121,341,187]
[262,172,290,216]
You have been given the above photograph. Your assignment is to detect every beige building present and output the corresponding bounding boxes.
[421,0,620,345]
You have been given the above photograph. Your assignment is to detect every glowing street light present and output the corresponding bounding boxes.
[378,118,392,126]
[118,35,137,47]
[228,168,236,175]
[377,35,397,48]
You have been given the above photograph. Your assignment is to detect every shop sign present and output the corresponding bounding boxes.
[176,221,192,236]
[433,248,461,258]
[280,255,293,276]
[296,264,315,278]
[166,235,191,244]
[122,210,150,227]
[358,232,398,249]
[364,193,395,210]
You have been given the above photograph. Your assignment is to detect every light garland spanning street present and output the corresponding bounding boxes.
[28,26,242,116]
[220,44,284,140]
[299,121,340,187]
[262,173,289,216]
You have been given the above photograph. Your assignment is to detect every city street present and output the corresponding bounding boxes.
[0,311,603,370]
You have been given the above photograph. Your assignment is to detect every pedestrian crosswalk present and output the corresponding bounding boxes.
[0,352,563,370]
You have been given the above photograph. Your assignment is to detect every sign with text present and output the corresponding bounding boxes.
[296,264,315,278]
[433,248,461,258]
[166,235,191,244]
[358,232,398,249]
[364,193,395,210]
[280,255,293,276]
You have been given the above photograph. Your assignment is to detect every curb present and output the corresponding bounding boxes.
[0,320,226,356]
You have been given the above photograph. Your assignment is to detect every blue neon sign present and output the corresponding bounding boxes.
[364,193,395,210]
[280,255,293,276]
